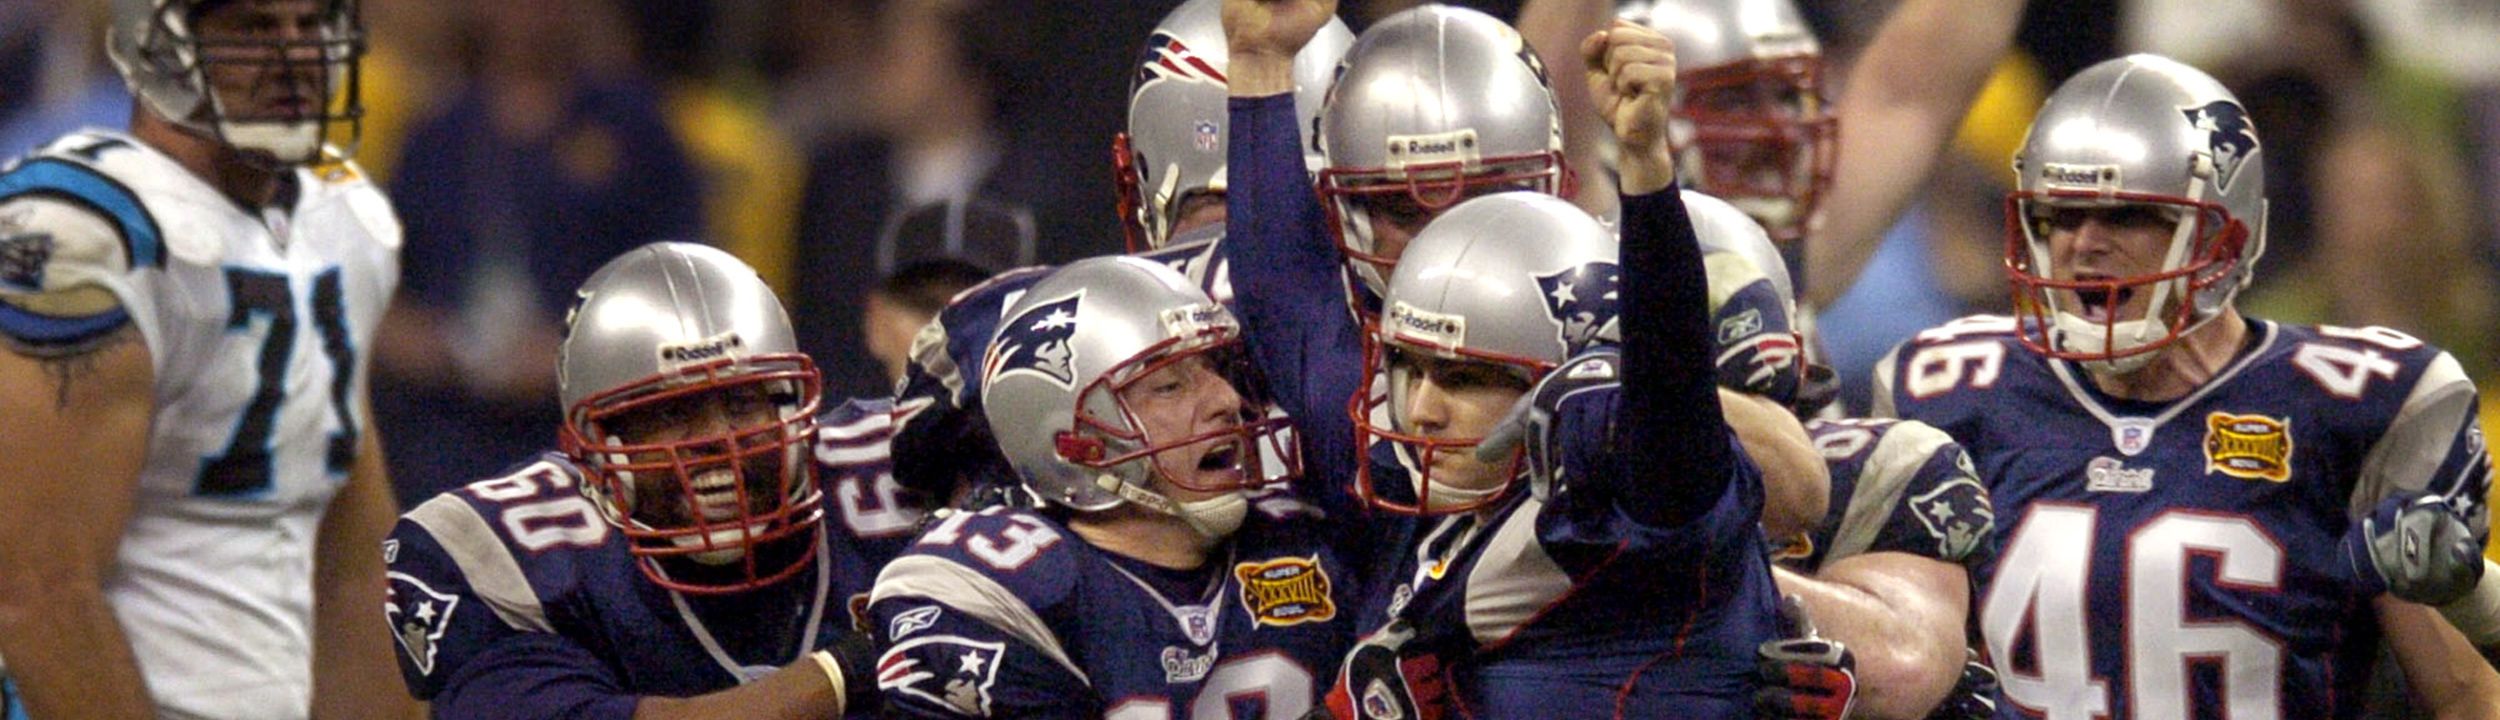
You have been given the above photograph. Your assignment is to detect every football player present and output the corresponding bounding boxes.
[1624,0,2026,309]
[1693,198,1996,720]
[868,256,1351,718]
[1229,5,1838,713]
[1875,55,2500,718]
[382,243,909,718]
[886,0,1351,506]
[0,0,412,717]
[1224,2,1826,538]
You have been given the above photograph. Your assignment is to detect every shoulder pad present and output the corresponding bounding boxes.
[394,456,610,634]
[870,508,1084,681]
[0,180,142,349]
[1814,418,1993,564]
[1872,315,2026,417]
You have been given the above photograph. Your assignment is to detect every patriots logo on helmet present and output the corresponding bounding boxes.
[385,572,460,675]
[1137,32,1228,87]
[1535,262,1622,352]
[2182,100,2258,193]
[987,292,1084,391]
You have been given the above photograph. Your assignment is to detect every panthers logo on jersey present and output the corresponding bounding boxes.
[987,292,1084,391]
[2181,100,2258,193]
[1535,261,1621,352]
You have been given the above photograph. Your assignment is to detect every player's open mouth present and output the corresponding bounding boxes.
[690,469,743,522]
[1198,444,1241,472]
[2072,276,2132,322]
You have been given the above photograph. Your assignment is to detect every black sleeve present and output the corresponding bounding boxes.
[1616,186,1734,527]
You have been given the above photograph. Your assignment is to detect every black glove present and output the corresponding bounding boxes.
[816,630,881,713]
[1756,594,1858,720]
[2340,490,2484,605]
[1923,650,1999,720]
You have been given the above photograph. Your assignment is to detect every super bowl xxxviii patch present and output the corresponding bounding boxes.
[1235,556,1336,627]
[2204,412,2292,482]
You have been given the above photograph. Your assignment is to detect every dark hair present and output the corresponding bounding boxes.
[876,196,1038,277]
[873,258,995,316]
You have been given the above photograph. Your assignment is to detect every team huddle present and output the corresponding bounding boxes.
[1,0,2495,719]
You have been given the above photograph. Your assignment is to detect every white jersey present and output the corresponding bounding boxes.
[0,130,401,719]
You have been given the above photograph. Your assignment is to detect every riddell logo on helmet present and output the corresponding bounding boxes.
[657,332,746,371]
[1385,130,1480,169]
[1388,302,1466,349]
[2040,163,2119,193]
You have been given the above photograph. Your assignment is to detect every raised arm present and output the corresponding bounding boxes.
[1805,0,2026,308]
[1588,20,1736,525]
[1223,0,1368,500]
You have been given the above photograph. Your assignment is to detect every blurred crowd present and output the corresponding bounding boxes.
[6,0,2496,505]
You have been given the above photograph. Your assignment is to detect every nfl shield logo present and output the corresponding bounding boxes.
[2111,418,2156,457]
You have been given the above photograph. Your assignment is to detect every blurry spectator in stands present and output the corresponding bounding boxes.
[865,259,997,387]
[611,1,810,300]
[2212,0,2496,379]
[374,0,705,505]
[792,0,1019,399]
[797,196,1034,397]
[0,1,128,158]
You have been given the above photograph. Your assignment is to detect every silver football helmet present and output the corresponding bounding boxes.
[107,0,366,164]
[980,256,1294,527]
[1630,0,1834,247]
[1689,190,1817,410]
[2007,54,2269,373]
[558,243,824,595]
[1358,192,1616,514]
[1117,0,1353,251]
[1317,5,1568,297]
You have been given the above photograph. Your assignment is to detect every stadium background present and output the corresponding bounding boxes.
[2,0,2494,559]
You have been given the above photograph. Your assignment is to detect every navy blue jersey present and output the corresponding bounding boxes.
[1873,316,2490,720]
[1777,417,1996,574]
[382,399,922,718]
[890,233,1232,502]
[1351,363,1780,717]
[865,498,1356,718]
[1223,93,1777,718]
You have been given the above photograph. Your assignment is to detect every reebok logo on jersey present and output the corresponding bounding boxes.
[386,571,460,675]
[2204,412,2293,482]
[889,605,942,641]
[1235,556,1336,628]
